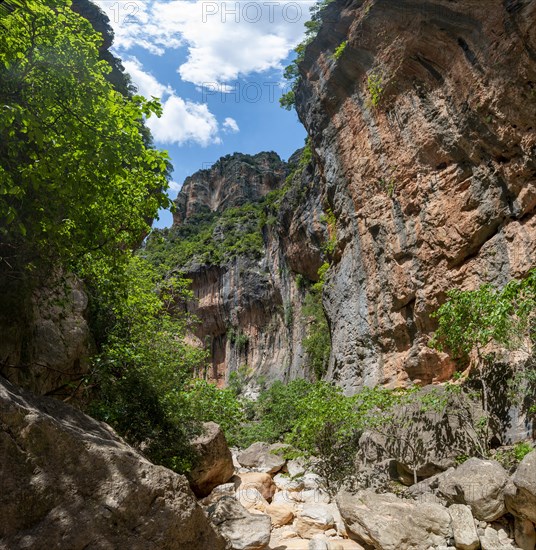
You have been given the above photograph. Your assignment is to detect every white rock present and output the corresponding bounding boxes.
[437,459,509,522]
[448,504,479,550]
[286,458,307,478]
[236,487,268,513]
[295,504,335,539]
[207,497,271,550]
[337,490,452,550]
[274,473,305,492]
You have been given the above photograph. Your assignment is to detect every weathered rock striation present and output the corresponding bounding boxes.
[165,151,328,386]
[294,0,536,392]
[0,376,227,549]
[173,152,287,225]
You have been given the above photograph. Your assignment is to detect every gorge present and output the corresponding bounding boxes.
[1,0,536,549]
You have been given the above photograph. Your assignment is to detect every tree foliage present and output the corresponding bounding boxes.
[0,0,170,276]
[89,256,209,473]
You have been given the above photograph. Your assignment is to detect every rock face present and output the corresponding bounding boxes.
[159,150,328,387]
[187,421,235,498]
[0,376,226,550]
[294,0,536,392]
[173,152,287,225]
[0,272,93,396]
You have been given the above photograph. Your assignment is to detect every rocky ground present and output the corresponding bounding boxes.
[2,374,536,550]
[192,427,536,550]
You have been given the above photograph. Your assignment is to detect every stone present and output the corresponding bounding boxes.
[0,377,226,549]
[266,503,295,527]
[286,458,307,478]
[327,542,365,550]
[207,496,271,550]
[237,442,288,474]
[200,482,237,506]
[406,468,452,502]
[273,490,296,505]
[437,459,509,521]
[187,421,234,498]
[237,487,269,513]
[302,473,325,490]
[448,504,480,550]
[505,450,536,524]
[513,517,536,550]
[234,472,277,501]
[300,489,331,504]
[275,540,311,549]
[480,526,502,550]
[336,490,452,550]
[274,473,305,492]
[309,538,329,550]
[295,504,335,539]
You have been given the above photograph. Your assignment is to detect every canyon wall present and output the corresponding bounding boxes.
[167,152,328,387]
[295,0,536,392]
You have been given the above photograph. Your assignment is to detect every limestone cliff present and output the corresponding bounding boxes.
[294,0,536,392]
[146,151,328,387]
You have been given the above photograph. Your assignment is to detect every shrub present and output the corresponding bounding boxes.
[333,40,347,60]
[237,379,317,447]
[302,262,331,379]
[367,72,383,107]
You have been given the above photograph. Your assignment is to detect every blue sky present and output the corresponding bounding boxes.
[94,0,313,227]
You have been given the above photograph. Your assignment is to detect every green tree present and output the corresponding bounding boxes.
[431,271,536,418]
[89,256,208,473]
[0,0,170,276]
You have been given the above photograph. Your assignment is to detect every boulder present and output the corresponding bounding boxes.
[233,472,276,501]
[274,473,305,492]
[200,482,236,506]
[295,504,335,539]
[207,496,271,550]
[237,487,268,513]
[326,542,365,550]
[513,517,536,550]
[505,450,536,524]
[0,377,226,549]
[448,504,480,550]
[187,421,234,498]
[437,458,509,521]
[336,490,452,550]
[357,387,490,478]
[479,526,516,550]
[237,442,287,474]
[273,490,296,505]
[286,458,307,478]
[265,503,295,527]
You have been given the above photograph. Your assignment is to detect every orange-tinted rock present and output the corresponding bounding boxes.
[294,0,536,392]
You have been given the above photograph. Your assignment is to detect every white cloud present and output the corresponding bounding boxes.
[222,117,239,133]
[95,0,314,86]
[118,58,223,146]
[122,57,172,98]
[168,180,181,192]
[148,95,221,146]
